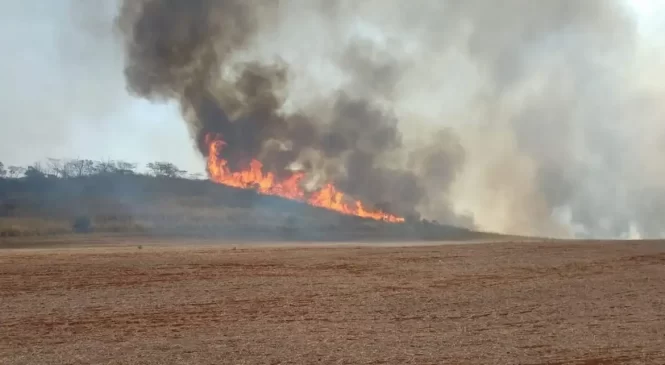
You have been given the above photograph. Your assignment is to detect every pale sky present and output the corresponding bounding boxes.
[628,0,665,33]
[0,0,663,174]
[0,1,204,173]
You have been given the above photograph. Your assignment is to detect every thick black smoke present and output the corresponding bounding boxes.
[116,0,445,218]
[118,0,282,171]
[117,0,664,238]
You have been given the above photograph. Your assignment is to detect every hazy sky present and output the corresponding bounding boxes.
[1,0,661,172]
[629,0,665,33]
[0,1,204,172]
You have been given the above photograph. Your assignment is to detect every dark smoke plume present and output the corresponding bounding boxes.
[117,0,439,218]
[117,0,665,238]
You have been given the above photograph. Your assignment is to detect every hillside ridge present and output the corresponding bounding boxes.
[0,173,494,242]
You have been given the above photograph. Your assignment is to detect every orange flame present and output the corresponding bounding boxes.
[205,134,405,223]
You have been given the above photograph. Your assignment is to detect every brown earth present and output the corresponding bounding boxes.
[1,238,664,364]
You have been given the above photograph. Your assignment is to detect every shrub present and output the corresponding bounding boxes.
[0,200,17,217]
[279,215,298,238]
[0,226,22,237]
[72,216,93,233]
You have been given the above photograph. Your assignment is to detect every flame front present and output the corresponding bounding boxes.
[205,134,405,223]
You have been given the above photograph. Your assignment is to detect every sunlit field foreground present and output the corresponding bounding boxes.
[2,238,664,364]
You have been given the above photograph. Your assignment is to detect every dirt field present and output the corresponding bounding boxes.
[1,239,664,364]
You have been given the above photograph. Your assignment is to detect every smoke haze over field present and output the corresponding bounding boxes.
[2,0,664,238]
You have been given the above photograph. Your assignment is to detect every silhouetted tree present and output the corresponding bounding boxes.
[46,158,67,178]
[115,161,138,175]
[146,162,186,178]
[93,160,119,175]
[2,159,193,180]
[7,166,25,178]
[24,164,46,180]
[65,159,96,177]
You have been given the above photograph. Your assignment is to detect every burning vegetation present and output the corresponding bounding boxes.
[115,0,456,227]
[0,158,480,240]
[205,133,405,222]
[113,0,665,239]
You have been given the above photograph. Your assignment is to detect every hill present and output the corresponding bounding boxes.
[0,173,493,242]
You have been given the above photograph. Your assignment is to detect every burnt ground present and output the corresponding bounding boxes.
[1,239,664,364]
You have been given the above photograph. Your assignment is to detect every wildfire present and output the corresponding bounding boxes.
[205,134,405,223]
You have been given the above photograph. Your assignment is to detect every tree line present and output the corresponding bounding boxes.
[0,159,205,180]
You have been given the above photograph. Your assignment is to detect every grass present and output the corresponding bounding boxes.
[0,174,490,241]
[0,217,71,237]
[0,215,148,237]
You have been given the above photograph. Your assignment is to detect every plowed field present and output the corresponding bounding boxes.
[1,239,664,364]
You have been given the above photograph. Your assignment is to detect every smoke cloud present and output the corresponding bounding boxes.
[116,0,665,238]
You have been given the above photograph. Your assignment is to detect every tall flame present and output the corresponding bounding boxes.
[205,134,405,223]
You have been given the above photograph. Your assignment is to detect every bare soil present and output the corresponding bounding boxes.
[1,239,664,364]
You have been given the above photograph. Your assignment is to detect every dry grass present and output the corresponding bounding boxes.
[0,217,71,237]
[0,175,489,241]
[1,239,664,364]
[0,217,149,237]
